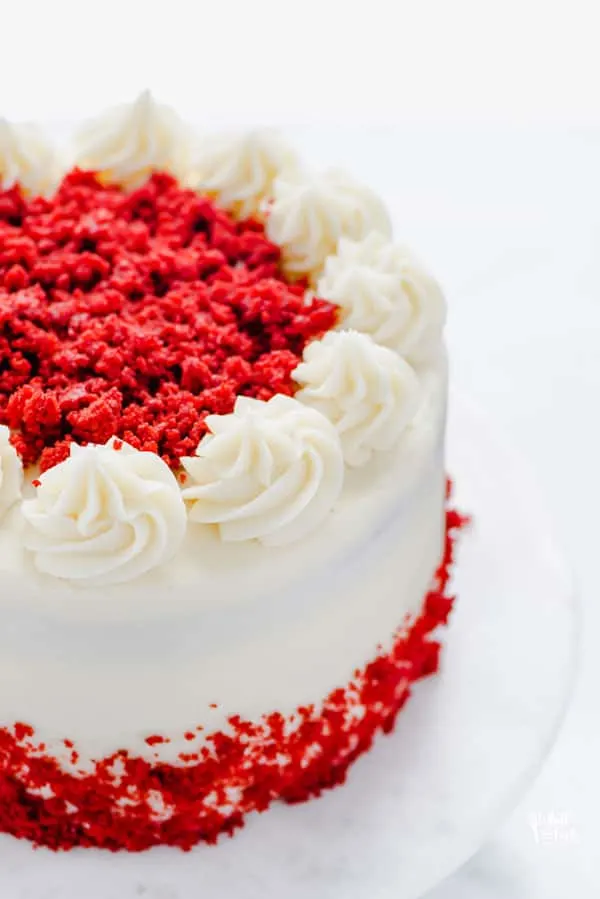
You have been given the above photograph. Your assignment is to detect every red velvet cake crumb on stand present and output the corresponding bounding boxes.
[0,503,467,853]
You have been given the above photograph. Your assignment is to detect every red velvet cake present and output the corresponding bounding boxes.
[0,91,464,851]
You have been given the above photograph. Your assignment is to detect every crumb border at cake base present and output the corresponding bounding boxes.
[0,502,467,852]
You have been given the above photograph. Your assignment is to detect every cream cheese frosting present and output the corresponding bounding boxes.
[193,129,299,219]
[266,169,392,283]
[293,330,421,467]
[22,438,187,586]
[0,426,23,522]
[317,233,446,363]
[181,394,344,545]
[0,118,59,196]
[73,90,194,190]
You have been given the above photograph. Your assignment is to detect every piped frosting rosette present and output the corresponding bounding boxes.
[181,394,344,545]
[0,118,60,196]
[293,331,421,467]
[72,90,195,190]
[317,232,446,364]
[266,169,392,283]
[22,439,187,586]
[192,129,299,220]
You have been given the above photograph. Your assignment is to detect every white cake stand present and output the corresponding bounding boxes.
[0,389,578,899]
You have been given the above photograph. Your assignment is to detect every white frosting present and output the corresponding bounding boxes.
[193,129,299,219]
[0,426,23,522]
[317,233,446,363]
[22,438,187,586]
[294,330,421,467]
[182,394,344,545]
[73,90,193,190]
[266,169,392,282]
[0,118,59,196]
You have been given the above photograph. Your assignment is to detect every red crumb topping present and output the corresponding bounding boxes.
[145,735,168,747]
[0,499,467,852]
[0,172,337,470]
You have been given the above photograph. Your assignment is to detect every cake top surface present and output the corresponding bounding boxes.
[0,171,336,472]
[0,92,447,594]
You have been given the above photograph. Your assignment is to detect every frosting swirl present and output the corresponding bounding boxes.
[181,394,344,545]
[22,438,187,586]
[266,169,391,283]
[0,426,23,522]
[193,129,299,219]
[294,331,421,467]
[73,90,194,190]
[0,118,59,196]
[317,233,446,363]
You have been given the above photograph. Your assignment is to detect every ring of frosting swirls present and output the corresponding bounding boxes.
[293,330,421,467]
[22,438,187,586]
[181,394,344,545]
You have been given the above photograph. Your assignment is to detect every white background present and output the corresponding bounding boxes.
[2,0,600,895]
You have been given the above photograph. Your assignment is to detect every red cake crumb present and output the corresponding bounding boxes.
[145,735,168,747]
[0,171,337,470]
[12,722,34,742]
[0,502,466,853]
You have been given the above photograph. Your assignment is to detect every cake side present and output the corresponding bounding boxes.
[0,360,446,767]
[0,503,464,850]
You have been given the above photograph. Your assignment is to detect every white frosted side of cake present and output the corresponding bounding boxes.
[0,361,446,768]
